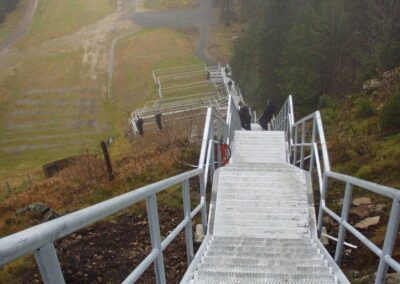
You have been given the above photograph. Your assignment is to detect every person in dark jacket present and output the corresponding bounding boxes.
[238,101,251,131]
[227,80,233,91]
[259,99,276,130]
[155,112,163,131]
[136,116,144,136]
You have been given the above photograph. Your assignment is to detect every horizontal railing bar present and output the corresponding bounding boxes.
[0,169,203,265]
[161,217,190,251]
[326,171,400,201]
[342,221,382,257]
[293,112,315,125]
[385,256,400,272]
[323,206,383,257]
[292,143,313,147]
[191,202,204,219]
[122,249,159,284]
[322,207,341,223]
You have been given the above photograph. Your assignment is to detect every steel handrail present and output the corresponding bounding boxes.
[275,95,400,284]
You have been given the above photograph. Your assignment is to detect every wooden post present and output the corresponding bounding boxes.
[28,175,32,187]
[100,141,114,181]
[5,181,11,193]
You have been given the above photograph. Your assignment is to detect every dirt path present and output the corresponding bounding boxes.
[0,0,38,54]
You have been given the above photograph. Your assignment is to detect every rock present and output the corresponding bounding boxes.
[387,273,400,284]
[195,224,205,243]
[363,79,383,91]
[355,216,380,229]
[353,272,400,284]
[344,249,352,255]
[320,227,329,246]
[16,203,60,221]
[353,197,372,207]
[374,204,387,212]
[351,205,370,218]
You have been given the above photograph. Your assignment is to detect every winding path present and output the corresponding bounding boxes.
[0,0,38,54]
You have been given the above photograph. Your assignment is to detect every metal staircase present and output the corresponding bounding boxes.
[181,131,348,283]
[0,67,399,284]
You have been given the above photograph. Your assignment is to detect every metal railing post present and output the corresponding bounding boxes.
[146,194,166,284]
[375,200,400,284]
[293,125,298,166]
[34,243,65,284]
[334,183,353,264]
[182,180,194,264]
[300,122,306,169]
[198,108,212,168]
[317,174,329,237]
[199,175,208,234]
[309,117,317,173]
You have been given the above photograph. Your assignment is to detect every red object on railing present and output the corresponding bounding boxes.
[220,142,230,166]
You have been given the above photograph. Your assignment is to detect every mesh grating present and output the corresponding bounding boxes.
[185,131,344,284]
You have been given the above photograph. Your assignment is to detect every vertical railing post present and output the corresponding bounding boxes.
[34,243,65,284]
[293,125,298,166]
[300,122,306,169]
[334,183,353,264]
[317,174,329,237]
[375,200,400,284]
[146,194,166,284]
[309,117,317,173]
[182,180,194,264]
[199,175,208,234]
[199,108,212,168]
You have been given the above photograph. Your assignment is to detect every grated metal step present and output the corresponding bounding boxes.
[192,271,336,283]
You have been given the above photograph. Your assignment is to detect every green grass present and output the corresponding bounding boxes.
[144,0,198,10]
[18,0,116,48]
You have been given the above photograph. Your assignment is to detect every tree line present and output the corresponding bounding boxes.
[227,0,400,114]
[0,0,20,23]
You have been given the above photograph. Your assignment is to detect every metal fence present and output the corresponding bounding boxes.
[0,96,240,284]
[273,95,400,284]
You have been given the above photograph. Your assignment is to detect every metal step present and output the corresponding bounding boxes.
[192,271,335,282]
[197,264,333,275]
[217,193,307,201]
[209,236,314,245]
[190,278,335,284]
[214,219,309,229]
[213,226,311,238]
[201,256,328,268]
[217,199,308,208]
[214,212,309,222]
[216,206,309,215]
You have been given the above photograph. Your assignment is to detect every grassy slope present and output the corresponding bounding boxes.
[18,0,116,48]
[144,0,198,10]
[0,0,116,181]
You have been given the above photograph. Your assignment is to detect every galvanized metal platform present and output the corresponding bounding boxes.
[182,130,349,283]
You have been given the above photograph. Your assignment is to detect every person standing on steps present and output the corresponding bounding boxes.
[136,115,144,136]
[227,80,233,91]
[225,66,230,76]
[238,101,251,131]
[155,111,163,131]
[207,71,211,81]
[259,99,276,131]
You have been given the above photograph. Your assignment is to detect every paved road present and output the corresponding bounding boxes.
[130,0,218,65]
[0,0,38,53]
